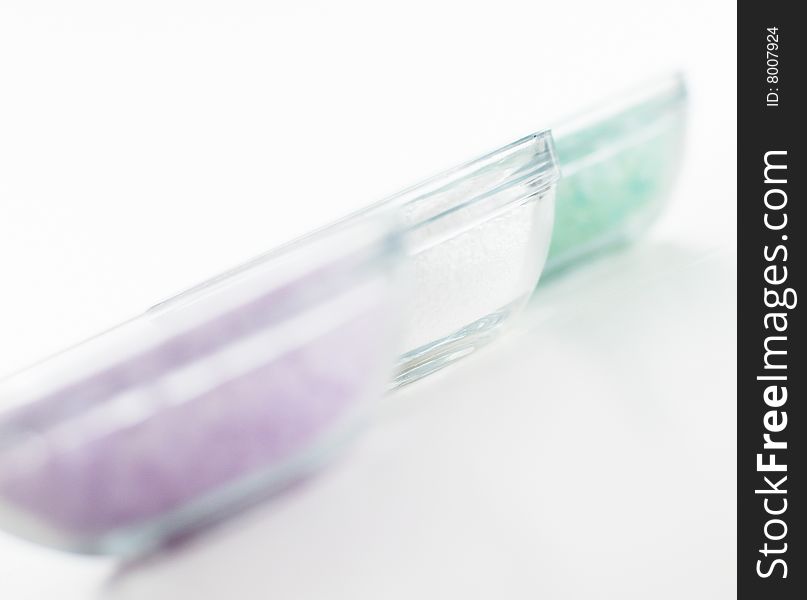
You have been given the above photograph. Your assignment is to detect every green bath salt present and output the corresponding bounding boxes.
[544,74,687,275]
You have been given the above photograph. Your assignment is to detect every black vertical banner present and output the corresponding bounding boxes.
[738,2,803,599]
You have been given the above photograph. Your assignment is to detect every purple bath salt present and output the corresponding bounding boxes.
[0,240,399,553]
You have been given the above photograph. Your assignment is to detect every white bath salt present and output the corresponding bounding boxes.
[363,132,559,386]
[401,191,554,352]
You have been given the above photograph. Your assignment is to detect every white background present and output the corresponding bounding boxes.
[0,1,736,598]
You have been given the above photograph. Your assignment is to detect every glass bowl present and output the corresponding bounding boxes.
[360,131,560,386]
[0,215,403,555]
[545,73,687,274]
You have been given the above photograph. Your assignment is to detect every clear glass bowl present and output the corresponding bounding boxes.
[360,131,560,386]
[0,216,402,555]
[544,73,687,274]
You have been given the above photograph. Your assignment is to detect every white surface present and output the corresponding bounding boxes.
[0,1,736,598]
